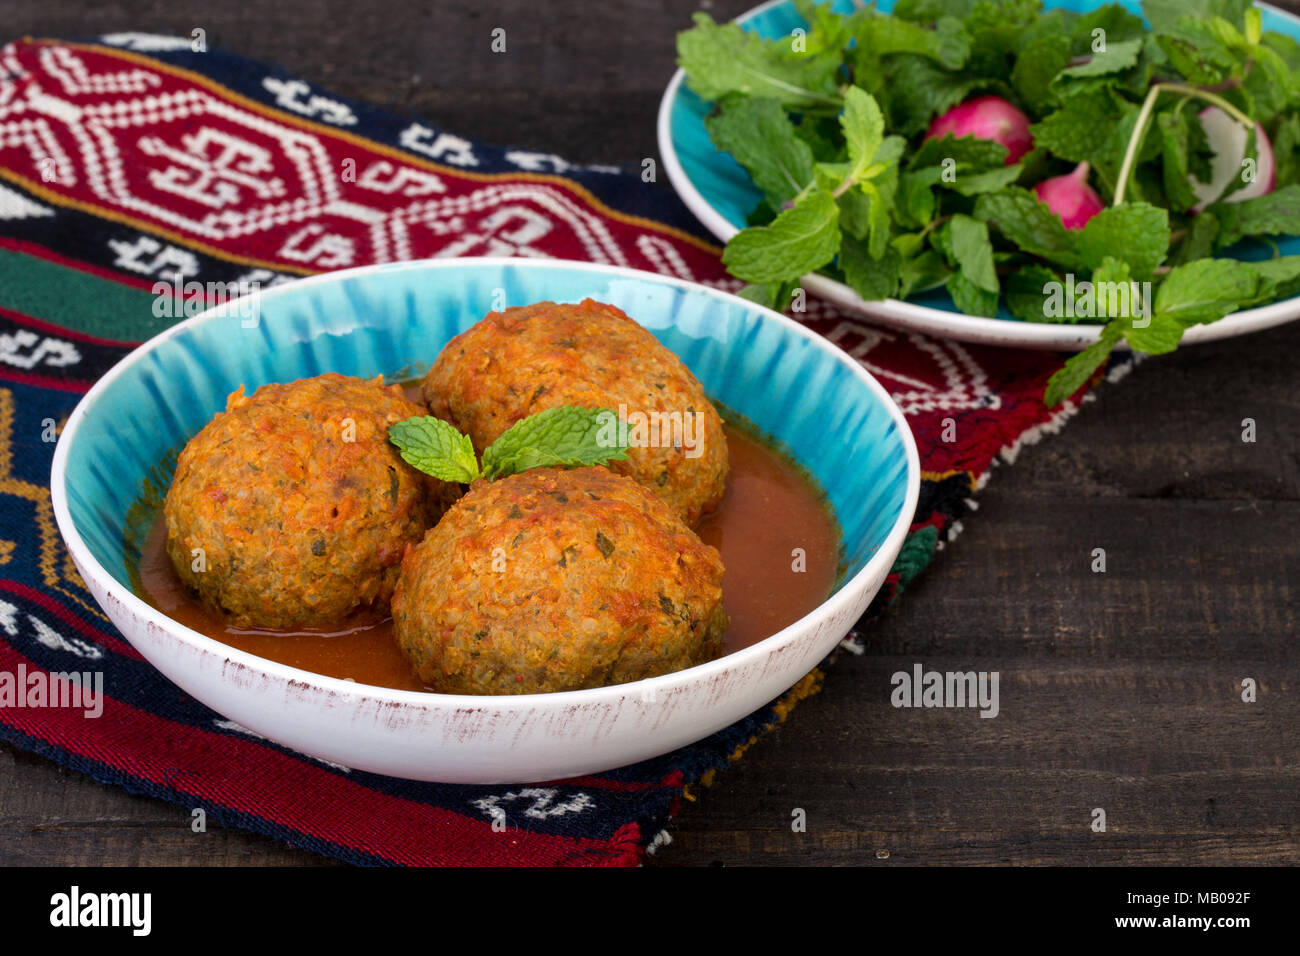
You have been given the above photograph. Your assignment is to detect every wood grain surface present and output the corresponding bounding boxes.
[2,0,1296,867]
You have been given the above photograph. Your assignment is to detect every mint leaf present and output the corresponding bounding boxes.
[481,405,630,480]
[854,12,971,70]
[1155,17,1238,86]
[1123,312,1185,354]
[841,86,886,183]
[947,272,999,316]
[1057,37,1144,78]
[974,187,1082,268]
[1154,258,1260,326]
[861,173,897,259]
[898,248,952,297]
[737,278,802,311]
[1171,211,1219,265]
[1157,107,1203,212]
[944,163,1023,196]
[883,54,990,136]
[791,0,856,54]
[1242,42,1295,124]
[1250,256,1300,302]
[1012,33,1072,116]
[1141,0,1254,33]
[1072,5,1147,46]
[1005,263,1061,322]
[388,416,481,484]
[908,133,1008,171]
[837,186,874,240]
[840,236,901,300]
[723,188,841,283]
[1044,321,1123,407]
[894,0,979,21]
[945,214,999,294]
[1211,184,1300,248]
[896,167,942,228]
[1031,90,1137,181]
[1272,114,1300,189]
[705,96,815,206]
[1077,202,1170,279]
[962,0,1040,77]
[677,13,842,110]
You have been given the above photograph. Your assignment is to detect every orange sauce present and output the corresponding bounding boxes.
[134,424,841,692]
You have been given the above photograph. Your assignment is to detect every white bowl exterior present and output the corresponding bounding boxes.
[51,257,920,784]
[71,540,886,783]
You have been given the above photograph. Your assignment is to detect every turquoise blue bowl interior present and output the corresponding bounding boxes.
[60,259,914,615]
[666,0,1300,320]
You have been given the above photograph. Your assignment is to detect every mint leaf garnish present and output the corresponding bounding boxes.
[481,405,630,480]
[388,416,481,484]
[390,406,631,484]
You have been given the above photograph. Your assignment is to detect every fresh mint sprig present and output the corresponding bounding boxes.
[388,405,630,484]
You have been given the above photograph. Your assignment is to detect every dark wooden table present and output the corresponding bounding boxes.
[3,0,1297,866]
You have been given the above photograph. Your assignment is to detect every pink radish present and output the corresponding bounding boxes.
[925,95,1034,165]
[1190,105,1275,211]
[1033,162,1105,230]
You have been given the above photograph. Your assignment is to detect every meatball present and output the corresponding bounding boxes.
[422,299,729,526]
[391,466,728,695]
[164,373,456,629]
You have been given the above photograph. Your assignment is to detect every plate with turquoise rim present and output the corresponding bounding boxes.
[50,257,919,782]
[657,0,1300,350]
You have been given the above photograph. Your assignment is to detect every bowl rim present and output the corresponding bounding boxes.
[50,255,921,711]
[655,0,1300,352]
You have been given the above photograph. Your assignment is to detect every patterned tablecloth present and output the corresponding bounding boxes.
[0,33,1116,865]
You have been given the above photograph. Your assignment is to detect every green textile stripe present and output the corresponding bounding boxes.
[0,248,168,342]
[890,524,939,595]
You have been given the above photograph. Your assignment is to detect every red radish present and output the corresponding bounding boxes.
[925,95,1034,165]
[1190,105,1275,211]
[1033,162,1105,230]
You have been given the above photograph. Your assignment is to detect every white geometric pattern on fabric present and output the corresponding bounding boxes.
[0,182,52,218]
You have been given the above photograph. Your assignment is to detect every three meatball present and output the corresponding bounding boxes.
[391,466,728,695]
[162,300,733,693]
[164,373,455,629]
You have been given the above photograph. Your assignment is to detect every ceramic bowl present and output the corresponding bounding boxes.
[657,0,1300,350]
[50,257,919,783]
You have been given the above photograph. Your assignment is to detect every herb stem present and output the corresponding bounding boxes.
[1113,81,1256,207]
[1113,83,1163,207]
[1158,82,1254,127]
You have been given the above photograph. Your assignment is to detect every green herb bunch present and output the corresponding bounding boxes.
[677,0,1300,404]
